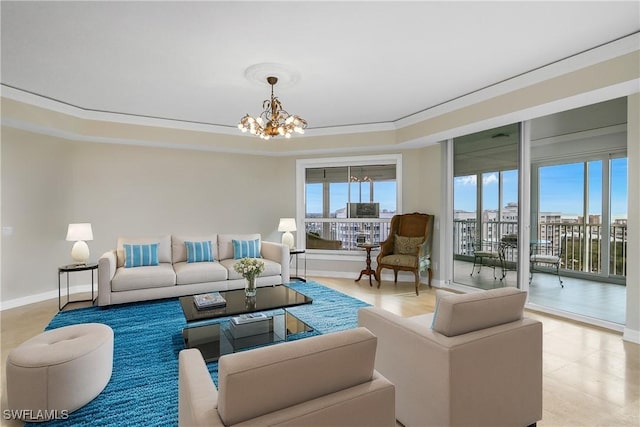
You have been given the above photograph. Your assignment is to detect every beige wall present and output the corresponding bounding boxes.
[625,93,639,341]
[0,132,442,304]
[1,128,74,301]
[0,128,292,302]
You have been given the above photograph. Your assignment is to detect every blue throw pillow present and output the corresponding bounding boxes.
[232,239,261,259]
[124,243,159,268]
[185,240,214,263]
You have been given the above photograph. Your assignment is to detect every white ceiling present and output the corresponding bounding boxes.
[1,1,639,133]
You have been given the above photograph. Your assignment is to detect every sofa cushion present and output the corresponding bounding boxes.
[394,235,423,255]
[185,241,214,263]
[232,239,261,259]
[117,235,171,268]
[172,235,218,264]
[220,258,281,280]
[111,263,176,291]
[123,243,159,268]
[379,254,417,268]
[218,234,261,260]
[174,261,228,285]
[431,287,527,337]
[217,327,377,426]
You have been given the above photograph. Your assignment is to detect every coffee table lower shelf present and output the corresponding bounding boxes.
[183,311,312,363]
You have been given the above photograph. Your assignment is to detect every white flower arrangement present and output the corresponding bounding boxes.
[233,257,265,280]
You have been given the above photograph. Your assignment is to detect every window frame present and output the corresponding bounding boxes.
[532,150,627,281]
[296,154,403,252]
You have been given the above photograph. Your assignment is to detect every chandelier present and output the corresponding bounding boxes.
[238,76,307,140]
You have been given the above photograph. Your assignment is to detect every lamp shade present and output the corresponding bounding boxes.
[66,223,93,241]
[278,218,297,232]
[278,218,296,250]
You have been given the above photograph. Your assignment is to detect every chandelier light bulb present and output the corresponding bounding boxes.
[237,76,307,140]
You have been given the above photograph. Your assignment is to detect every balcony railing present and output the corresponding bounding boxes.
[304,219,391,251]
[454,219,627,279]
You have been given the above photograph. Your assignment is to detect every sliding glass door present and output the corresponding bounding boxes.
[452,124,520,289]
[529,97,627,324]
[444,97,629,328]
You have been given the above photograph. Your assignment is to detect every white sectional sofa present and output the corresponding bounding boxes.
[98,234,290,306]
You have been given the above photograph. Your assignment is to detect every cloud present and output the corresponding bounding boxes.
[483,173,498,185]
[455,175,476,186]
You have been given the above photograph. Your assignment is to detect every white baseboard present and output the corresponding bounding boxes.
[623,327,640,344]
[306,269,427,284]
[0,284,94,311]
[525,303,625,333]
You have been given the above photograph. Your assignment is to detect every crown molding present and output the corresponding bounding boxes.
[393,32,640,129]
[0,117,281,156]
[1,84,398,139]
[1,33,638,154]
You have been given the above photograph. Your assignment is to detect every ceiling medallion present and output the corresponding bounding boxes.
[237,75,307,140]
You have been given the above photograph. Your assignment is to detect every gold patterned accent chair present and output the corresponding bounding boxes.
[376,213,434,295]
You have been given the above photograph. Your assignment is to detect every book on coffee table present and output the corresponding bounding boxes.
[193,292,226,310]
[231,312,270,324]
[229,317,273,339]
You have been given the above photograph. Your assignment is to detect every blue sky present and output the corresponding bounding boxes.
[307,159,628,219]
[306,181,397,214]
[454,159,628,218]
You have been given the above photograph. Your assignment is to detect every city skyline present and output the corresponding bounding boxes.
[306,159,628,221]
[454,159,628,220]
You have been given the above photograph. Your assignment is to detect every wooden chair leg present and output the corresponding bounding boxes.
[414,271,420,296]
[376,266,382,289]
[428,268,432,287]
[393,269,398,283]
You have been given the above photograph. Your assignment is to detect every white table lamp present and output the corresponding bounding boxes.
[278,218,297,249]
[66,223,93,264]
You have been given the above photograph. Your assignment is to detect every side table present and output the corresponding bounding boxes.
[355,244,379,286]
[289,249,307,282]
[58,263,98,310]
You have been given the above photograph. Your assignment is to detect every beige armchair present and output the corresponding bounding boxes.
[376,212,434,295]
[179,327,395,426]
[358,288,542,427]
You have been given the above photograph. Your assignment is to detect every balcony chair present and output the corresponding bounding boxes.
[499,234,564,288]
[530,247,564,287]
[470,239,500,280]
[498,234,518,281]
[376,213,434,295]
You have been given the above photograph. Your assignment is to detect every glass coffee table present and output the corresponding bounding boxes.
[179,285,313,362]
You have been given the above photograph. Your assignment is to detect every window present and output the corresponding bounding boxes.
[536,156,627,278]
[297,155,401,251]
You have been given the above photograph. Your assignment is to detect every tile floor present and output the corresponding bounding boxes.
[1,277,638,426]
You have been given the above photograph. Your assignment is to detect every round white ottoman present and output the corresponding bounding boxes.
[6,323,113,422]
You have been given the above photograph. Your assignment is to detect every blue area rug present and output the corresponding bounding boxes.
[35,282,369,426]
